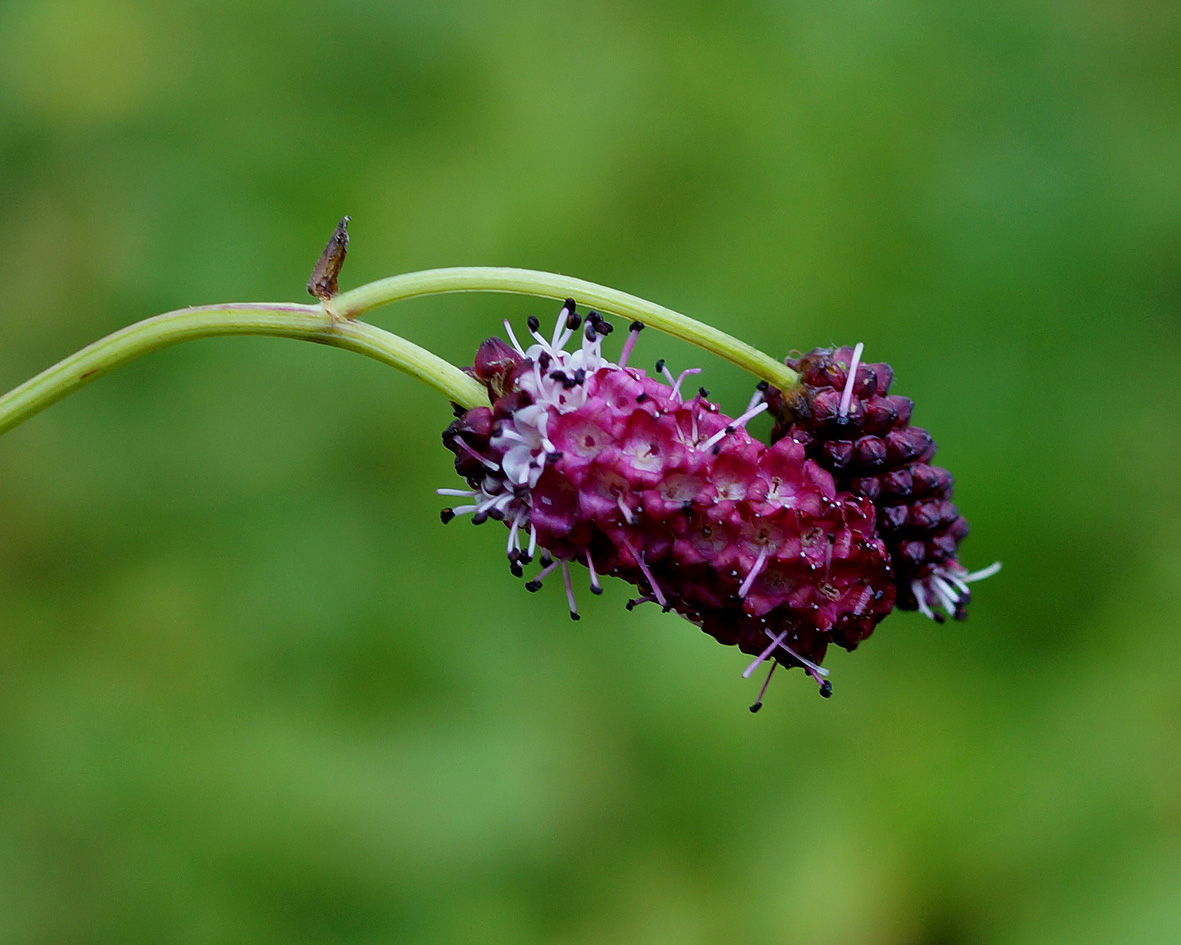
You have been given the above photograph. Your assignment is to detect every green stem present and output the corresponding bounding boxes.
[0,268,799,438]
[0,303,489,436]
[332,267,801,392]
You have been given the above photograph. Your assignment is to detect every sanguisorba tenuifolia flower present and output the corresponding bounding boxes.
[440,302,902,708]
[765,344,1001,623]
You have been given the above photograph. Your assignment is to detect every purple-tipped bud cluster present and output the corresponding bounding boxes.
[766,345,999,622]
[441,305,901,703]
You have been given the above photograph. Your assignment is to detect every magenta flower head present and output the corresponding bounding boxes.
[441,303,901,708]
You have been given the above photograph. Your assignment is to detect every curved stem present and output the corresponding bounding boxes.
[0,303,489,436]
[332,267,801,391]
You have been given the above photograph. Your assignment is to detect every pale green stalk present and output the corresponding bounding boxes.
[0,268,799,437]
[0,303,489,436]
[331,267,801,392]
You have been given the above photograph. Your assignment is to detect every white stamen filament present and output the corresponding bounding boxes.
[622,538,666,608]
[617,496,635,525]
[737,545,771,599]
[618,325,641,369]
[838,342,864,419]
[585,551,601,592]
[743,387,765,415]
[743,629,790,678]
[770,630,830,679]
[669,367,702,403]
[503,319,526,355]
[700,401,768,451]
[562,561,579,617]
[963,561,1002,582]
[912,580,935,620]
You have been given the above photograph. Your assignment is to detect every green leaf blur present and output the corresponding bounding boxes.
[1,1,1178,942]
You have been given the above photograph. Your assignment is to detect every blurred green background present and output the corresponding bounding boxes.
[1,1,1179,943]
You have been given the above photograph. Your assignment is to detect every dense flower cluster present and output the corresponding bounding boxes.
[441,305,993,707]
[765,345,1000,622]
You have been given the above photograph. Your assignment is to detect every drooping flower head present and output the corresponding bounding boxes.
[441,303,898,707]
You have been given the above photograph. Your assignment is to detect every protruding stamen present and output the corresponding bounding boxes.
[771,633,830,690]
[963,561,1002,583]
[506,516,522,556]
[503,319,526,355]
[562,561,580,620]
[838,342,864,419]
[912,579,937,621]
[622,538,667,608]
[526,559,559,592]
[617,495,635,525]
[743,386,765,415]
[743,629,789,678]
[585,551,602,594]
[749,661,778,713]
[454,438,499,470]
[618,321,643,369]
[737,545,771,599]
[668,367,702,403]
[700,401,768,451]
[625,594,656,611]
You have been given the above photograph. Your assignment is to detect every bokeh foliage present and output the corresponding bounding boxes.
[1,1,1179,942]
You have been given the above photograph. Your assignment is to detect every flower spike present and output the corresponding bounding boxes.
[442,304,898,706]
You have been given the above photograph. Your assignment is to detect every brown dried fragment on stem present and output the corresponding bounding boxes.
[307,216,351,304]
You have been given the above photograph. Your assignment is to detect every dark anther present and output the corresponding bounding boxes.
[566,311,581,330]
[525,580,542,592]
[510,562,523,578]
[698,387,710,399]
[569,611,581,621]
[749,702,763,714]
[472,511,489,525]
[527,315,540,332]
[440,508,455,524]
[655,358,666,373]
[564,298,577,313]
[550,370,568,382]
[629,320,645,332]
[625,599,637,611]
[573,368,586,384]
[590,585,604,595]
[539,552,553,566]
[756,380,769,391]
[819,681,833,698]
[451,402,466,417]
[585,323,598,341]
[636,392,649,403]
[538,351,552,370]
[546,451,564,464]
